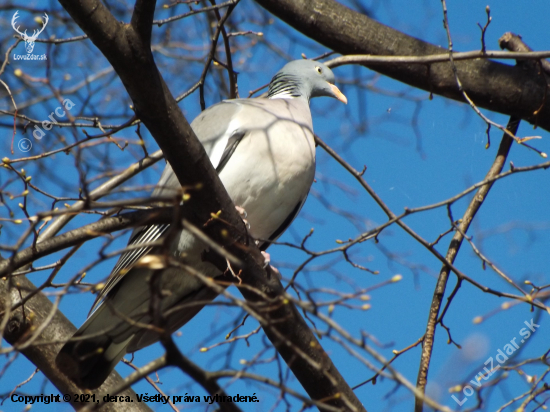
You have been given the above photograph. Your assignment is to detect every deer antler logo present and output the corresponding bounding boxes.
[12,11,49,54]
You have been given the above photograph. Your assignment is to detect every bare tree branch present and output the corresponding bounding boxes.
[254,0,550,132]
[414,117,518,412]
[0,208,173,277]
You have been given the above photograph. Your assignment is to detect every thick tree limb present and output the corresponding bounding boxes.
[0,275,152,412]
[254,0,550,132]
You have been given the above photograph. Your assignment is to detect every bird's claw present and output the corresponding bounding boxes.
[235,205,250,229]
[261,251,271,267]
[235,205,247,219]
[261,251,281,278]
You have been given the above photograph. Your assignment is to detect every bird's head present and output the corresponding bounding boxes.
[268,59,347,104]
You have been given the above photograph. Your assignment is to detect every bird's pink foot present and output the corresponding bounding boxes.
[261,251,271,267]
[261,251,282,278]
[235,205,247,218]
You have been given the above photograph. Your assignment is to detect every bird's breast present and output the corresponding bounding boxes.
[219,118,315,241]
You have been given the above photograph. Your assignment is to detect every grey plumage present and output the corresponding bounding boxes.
[55,59,346,389]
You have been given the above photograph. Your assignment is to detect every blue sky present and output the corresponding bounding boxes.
[1,0,549,411]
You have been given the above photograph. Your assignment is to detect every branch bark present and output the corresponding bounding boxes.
[254,0,550,132]
[0,274,152,412]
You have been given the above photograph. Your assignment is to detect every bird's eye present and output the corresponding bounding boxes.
[315,66,322,74]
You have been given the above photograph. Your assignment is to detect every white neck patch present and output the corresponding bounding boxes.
[269,92,298,100]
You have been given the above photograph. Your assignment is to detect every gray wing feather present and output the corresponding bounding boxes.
[216,131,246,173]
[89,223,170,314]
[91,101,243,314]
[261,195,308,250]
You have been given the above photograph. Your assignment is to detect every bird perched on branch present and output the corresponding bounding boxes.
[56,59,347,389]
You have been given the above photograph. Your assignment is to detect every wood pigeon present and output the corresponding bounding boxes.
[55,59,347,389]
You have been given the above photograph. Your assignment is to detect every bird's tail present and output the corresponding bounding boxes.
[55,303,135,390]
[56,262,222,389]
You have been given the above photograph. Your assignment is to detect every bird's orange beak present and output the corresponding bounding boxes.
[330,84,347,104]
